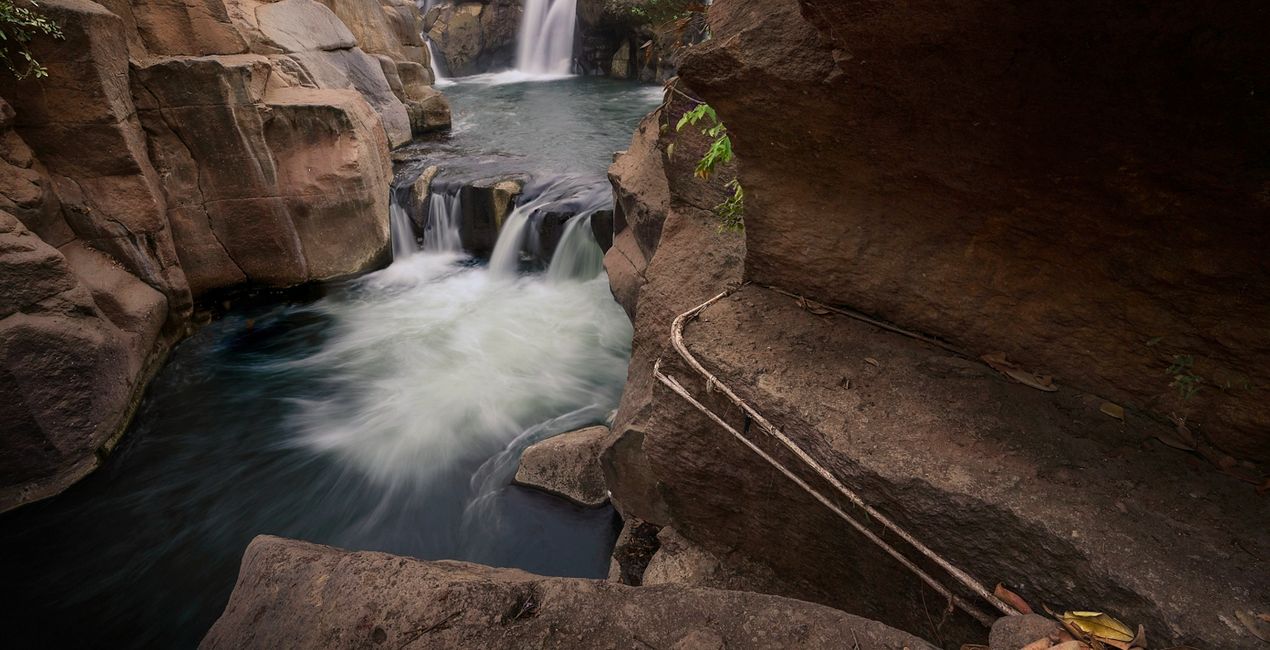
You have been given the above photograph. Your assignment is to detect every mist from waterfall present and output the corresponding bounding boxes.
[516,0,577,75]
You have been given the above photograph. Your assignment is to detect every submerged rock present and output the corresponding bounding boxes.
[201,535,938,650]
[514,426,609,508]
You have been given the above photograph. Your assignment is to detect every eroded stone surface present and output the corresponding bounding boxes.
[514,426,610,508]
[201,535,938,650]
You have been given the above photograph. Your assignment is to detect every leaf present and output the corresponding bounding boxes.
[1062,611,1134,644]
[865,357,880,367]
[1100,402,1125,420]
[1235,610,1270,642]
[981,353,1058,392]
[795,296,832,316]
[993,583,1034,614]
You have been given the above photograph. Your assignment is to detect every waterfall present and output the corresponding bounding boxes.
[488,203,534,275]
[424,191,463,252]
[547,213,604,282]
[516,0,577,75]
[426,38,449,85]
[390,201,418,260]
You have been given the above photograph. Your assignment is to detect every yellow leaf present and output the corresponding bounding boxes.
[1062,611,1134,643]
[1099,402,1124,420]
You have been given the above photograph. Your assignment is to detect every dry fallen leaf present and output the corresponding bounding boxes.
[994,583,1034,615]
[1235,610,1270,642]
[1062,611,1135,644]
[981,352,1059,392]
[1100,402,1125,420]
[1019,639,1051,650]
[865,357,880,367]
[795,296,832,316]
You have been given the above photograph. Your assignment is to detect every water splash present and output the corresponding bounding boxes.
[285,251,631,487]
[516,0,577,75]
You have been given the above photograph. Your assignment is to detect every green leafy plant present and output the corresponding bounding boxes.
[0,0,63,80]
[620,0,703,25]
[673,102,745,231]
[1166,354,1204,401]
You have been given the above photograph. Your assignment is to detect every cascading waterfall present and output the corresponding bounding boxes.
[516,0,578,75]
[389,200,418,260]
[487,201,537,274]
[547,213,604,282]
[424,191,464,252]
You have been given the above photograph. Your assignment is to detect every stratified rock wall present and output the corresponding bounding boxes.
[424,0,521,75]
[679,0,1270,461]
[0,0,448,509]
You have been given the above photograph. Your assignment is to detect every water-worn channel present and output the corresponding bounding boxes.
[0,75,659,649]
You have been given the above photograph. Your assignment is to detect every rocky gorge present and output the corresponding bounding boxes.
[2,0,1268,649]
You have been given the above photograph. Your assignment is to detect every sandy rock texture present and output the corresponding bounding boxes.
[201,535,937,650]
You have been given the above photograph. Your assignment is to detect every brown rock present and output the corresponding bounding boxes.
[255,0,357,53]
[200,535,938,650]
[427,0,520,76]
[600,91,744,526]
[514,426,610,508]
[989,615,1062,650]
[0,0,192,317]
[281,48,413,146]
[0,211,156,512]
[679,0,1270,461]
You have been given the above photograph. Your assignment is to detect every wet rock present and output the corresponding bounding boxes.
[202,535,939,650]
[642,527,787,596]
[990,614,1061,650]
[514,426,609,508]
[427,0,520,76]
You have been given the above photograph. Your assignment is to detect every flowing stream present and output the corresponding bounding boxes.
[0,65,660,650]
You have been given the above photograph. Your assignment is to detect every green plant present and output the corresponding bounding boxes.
[0,0,62,80]
[620,0,703,25]
[673,102,745,231]
[1166,354,1204,401]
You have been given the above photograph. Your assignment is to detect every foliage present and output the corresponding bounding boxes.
[0,0,62,80]
[618,0,704,26]
[1166,354,1203,401]
[673,101,744,231]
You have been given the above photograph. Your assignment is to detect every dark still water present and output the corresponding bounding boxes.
[0,75,659,649]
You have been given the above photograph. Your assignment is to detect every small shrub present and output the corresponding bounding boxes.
[0,0,63,80]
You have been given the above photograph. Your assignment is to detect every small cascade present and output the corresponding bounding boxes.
[424,191,464,253]
[547,213,604,282]
[390,196,418,260]
[488,201,535,275]
[516,0,578,75]
[426,39,450,86]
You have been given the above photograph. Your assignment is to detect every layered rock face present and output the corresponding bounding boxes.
[679,0,1270,463]
[424,0,521,75]
[576,0,704,81]
[202,535,936,649]
[599,1,1269,647]
[0,0,448,509]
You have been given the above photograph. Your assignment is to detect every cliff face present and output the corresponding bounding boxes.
[679,0,1270,463]
[602,1,1269,647]
[0,0,449,510]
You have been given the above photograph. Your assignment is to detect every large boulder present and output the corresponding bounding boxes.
[254,0,357,52]
[680,0,1270,462]
[200,535,938,650]
[132,56,392,294]
[0,211,162,512]
[514,425,610,507]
